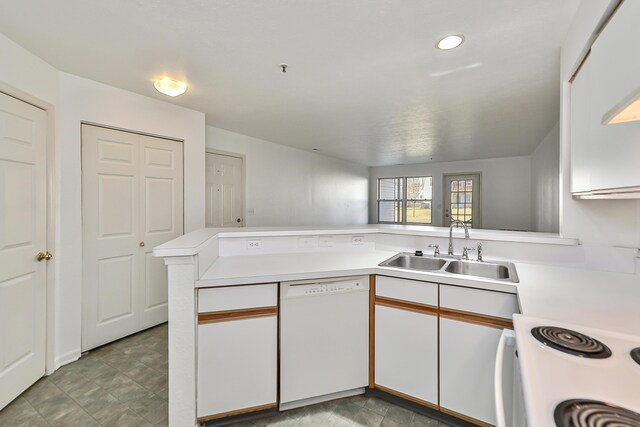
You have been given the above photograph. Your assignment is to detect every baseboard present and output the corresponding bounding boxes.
[53,348,81,371]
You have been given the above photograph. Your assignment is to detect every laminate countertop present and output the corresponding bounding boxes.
[197,250,640,336]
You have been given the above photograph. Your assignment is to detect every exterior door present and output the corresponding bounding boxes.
[444,173,481,228]
[0,92,48,410]
[205,152,244,227]
[82,125,183,351]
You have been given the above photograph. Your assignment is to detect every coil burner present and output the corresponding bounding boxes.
[531,326,612,359]
[631,347,640,366]
[555,399,640,427]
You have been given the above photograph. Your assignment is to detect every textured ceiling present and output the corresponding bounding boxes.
[0,0,579,166]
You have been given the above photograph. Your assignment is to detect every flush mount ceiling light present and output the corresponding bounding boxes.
[602,86,640,124]
[436,34,465,50]
[153,77,187,97]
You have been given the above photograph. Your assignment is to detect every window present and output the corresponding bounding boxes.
[377,177,403,223]
[378,176,433,224]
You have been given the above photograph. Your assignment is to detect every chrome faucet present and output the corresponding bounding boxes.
[448,220,469,256]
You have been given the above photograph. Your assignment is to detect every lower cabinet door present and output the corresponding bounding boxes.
[375,305,438,406]
[440,318,503,425]
[197,316,277,420]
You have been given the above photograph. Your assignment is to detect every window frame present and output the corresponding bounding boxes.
[377,175,433,225]
[404,175,433,225]
[377,177,404,224]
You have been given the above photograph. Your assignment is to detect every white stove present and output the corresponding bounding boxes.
[512,314,640,426]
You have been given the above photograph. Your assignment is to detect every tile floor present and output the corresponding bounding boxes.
[0,323,168,426]
[225,395,449,427]
[0,323,449,427]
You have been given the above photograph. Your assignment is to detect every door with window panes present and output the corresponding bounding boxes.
[444,174,480,228]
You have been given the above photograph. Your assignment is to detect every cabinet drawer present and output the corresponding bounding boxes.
[198,284,277,313]
[440,285,518,319]
[375,276,438,306]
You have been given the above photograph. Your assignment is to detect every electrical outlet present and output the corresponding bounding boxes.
[352,236,365,245]
[298,236,318,248]
[319,236,334,247]
[247,239,262,249]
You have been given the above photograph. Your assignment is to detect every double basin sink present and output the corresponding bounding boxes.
[379,252,519,283]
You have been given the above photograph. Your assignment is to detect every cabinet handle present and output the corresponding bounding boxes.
[139,242,145,247]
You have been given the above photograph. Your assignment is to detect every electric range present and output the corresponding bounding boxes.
[513,314,640,426]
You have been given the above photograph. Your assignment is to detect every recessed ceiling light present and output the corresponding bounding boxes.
[154,77,188,97]
[436,35,464,50]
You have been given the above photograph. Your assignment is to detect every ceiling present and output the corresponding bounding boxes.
[0,0,579,166]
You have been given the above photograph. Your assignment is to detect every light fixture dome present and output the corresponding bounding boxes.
[154,77,188,97]
[437,35,465,50]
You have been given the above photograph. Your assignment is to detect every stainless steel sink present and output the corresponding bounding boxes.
[378,252,519,283]
[379,253,447,271]
[445,260,517,281]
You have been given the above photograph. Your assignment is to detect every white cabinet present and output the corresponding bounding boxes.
[570,53,593,193]
[196,285,277,422]
[373,277,519,425]
[440,318,503,425]
[374,276,438,407]
[375,305,438,406]
[570,1,640,195]
[439,284,518,425]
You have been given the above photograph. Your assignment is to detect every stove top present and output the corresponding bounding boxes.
[554,399,640,427]
[632,347,640,366]
[513,315,640,427]
[531,326,612,359]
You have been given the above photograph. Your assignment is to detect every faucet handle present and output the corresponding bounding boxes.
[476,242,483,262]
[462,246,476,260]
[427,244,440,256]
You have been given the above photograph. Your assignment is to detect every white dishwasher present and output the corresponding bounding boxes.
[279,276,369,410]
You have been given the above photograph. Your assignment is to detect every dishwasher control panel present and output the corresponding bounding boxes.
[280,276,369,298]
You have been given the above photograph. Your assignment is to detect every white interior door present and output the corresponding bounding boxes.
[205,152,244,227]
[0,92,48,410]
[82,125,183,351]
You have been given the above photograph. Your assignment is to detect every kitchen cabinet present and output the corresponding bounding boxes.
[374,276,438,407]
[439,285,518,426]
[570,0,640,196]
[570,51,593,194]
[196,284,278,422]
[440,319,503,425]
[373,277,519,426]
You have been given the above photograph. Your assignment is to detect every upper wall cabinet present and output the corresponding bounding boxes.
[571,1,640,197]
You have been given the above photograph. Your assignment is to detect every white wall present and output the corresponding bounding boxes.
[55,73,205,366]
[206,126,369,226]
[531,122,560,233]
[370,156,532,231]
[0,33,206,367]
[560,1,640,247]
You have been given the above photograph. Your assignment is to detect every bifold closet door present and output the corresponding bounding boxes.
[82,125,183,351]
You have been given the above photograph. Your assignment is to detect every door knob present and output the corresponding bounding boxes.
[36,252,52,262]
[139,242,145,247]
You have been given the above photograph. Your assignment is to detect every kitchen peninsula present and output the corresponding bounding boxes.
[154,225,640,426]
